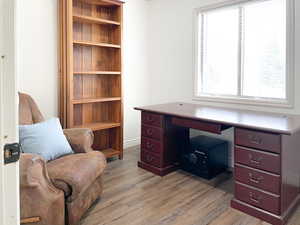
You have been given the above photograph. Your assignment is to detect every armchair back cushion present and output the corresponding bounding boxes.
[19,92,44,125]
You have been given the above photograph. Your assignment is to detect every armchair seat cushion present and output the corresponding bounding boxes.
[47,151,106,202]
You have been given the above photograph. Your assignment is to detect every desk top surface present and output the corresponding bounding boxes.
[135,102,300,135]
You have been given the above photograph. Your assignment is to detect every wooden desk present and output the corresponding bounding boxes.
[134,102,300,225]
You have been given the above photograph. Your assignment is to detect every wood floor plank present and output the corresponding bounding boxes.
[80,146,300,225]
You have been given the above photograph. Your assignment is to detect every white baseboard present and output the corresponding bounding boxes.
[124,137,141,149]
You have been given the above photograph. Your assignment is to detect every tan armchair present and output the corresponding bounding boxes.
[19,93,107,225]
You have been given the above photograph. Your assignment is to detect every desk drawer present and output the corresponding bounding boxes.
[235,182,280,215]
[141,137,162,154]
[142,125,163,140]
[141,150,162,168]
[142,112,163,127]
[235,147,280,174]
[235,164,281,194]
[235,128,281,153]
[172,117,222,134]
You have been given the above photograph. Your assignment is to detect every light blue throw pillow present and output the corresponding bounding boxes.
[19,117,73,161]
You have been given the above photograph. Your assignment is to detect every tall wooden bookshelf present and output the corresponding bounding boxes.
[59,0,124,159]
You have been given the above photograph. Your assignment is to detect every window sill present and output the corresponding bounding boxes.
[193,95,294,109]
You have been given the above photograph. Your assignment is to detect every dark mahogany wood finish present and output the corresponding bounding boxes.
[141,137,163,154]
[141,150,162,168]
[235,128,281,153]
[235,164,281,194]
[235,182,280,215]
[234,146,281,174]
[134,102,300,225]
[172,117,223,134]
[138,112,187,176]
[233,127,300,225]
[142,111,164,127]
[141,125,163,141]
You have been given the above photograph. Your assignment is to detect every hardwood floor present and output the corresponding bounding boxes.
[80,146,300,225]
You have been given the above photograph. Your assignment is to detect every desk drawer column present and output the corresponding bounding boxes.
[138,111,185,176]
[231,127,284,225]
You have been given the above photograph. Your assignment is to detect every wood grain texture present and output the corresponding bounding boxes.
[59,0,68,128]
[73,74,121,100]
[79,0,124,7]
[73,14,121,25]
[67,0,74,128]
[73,40,121,48]
[79,147,300,225]
[59,0,123,159]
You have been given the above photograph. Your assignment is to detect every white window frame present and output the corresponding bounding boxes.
[193,0,295,108]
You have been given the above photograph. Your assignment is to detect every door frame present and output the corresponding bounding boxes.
[0,0,20,224]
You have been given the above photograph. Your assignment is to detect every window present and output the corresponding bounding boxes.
[195,0,294,106]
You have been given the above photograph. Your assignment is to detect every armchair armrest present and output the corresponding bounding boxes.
[63,128,94,153]
[20,153,65,225]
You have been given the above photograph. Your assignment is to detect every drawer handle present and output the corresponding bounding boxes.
[146,155,154,162]
[146,141,154,149]
[248,173,264,184]
[249,154,263,165]
[248,135,262,145]
[249,192,262,204]
[146,129,153,136]
[146,116,154,122]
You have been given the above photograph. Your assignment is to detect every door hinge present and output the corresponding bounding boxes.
[4,143,21,164]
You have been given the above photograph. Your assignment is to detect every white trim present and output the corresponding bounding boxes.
[237,6,243,97]
[285,0,295,108]
[124,137,141,149]
[0,0,20,224]
[193,0,295,108]
[192,95,293,108]
[0,0,4,221]
[197,0,279,13]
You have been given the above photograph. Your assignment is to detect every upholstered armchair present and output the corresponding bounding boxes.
[19,93,107,225]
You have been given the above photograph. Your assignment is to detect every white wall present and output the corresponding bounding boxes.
[17,0,58,119]
[17,0,151,148]
[123,0,151,147]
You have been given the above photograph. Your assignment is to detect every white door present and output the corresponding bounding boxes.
[0,0,20,224]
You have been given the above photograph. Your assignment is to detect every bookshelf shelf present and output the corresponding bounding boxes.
[75,0,123,7]
[73,14,120,26]
[73,122,121,131]
[73,40,121,49]
[72,97,121,104]
[101,148,120,158]
[73,71,121,75]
